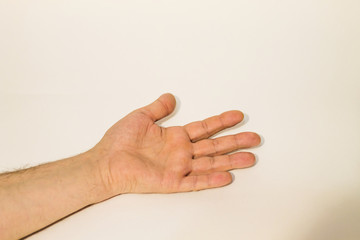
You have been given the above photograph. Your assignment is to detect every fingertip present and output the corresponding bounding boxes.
[160,93,176,102]
[253,133,262,146]
[210,172,233,187]
[232,152,257,168]
[159,93,176,113]
[221,110,244,126]
[246,152,257,167]
[235,110,245,121]
[230,110,244,121]
[246,132,262,146]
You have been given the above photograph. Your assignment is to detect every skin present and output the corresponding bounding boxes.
[0,93,261,240]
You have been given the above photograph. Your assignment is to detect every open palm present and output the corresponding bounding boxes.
[93,93,261,195]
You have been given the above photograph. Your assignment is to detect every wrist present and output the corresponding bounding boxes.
[81,148,116,203]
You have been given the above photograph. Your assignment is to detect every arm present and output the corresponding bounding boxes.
[0,93,261,239]
[0,152,107,240]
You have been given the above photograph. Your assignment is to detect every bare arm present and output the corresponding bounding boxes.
[0,93,261,239]
[0,152,107,239]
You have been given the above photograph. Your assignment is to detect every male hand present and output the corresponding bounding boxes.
[0,93,261,239]
[92,93,261,197]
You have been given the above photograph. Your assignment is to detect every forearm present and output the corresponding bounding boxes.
[0,151,107,240]
[0,93,261,239]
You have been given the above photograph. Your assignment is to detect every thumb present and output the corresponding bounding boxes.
[139,93,176,122]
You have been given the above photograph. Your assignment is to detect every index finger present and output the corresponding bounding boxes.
[184,110,244,142]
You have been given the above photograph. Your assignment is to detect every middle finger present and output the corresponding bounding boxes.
[192,132,261,158]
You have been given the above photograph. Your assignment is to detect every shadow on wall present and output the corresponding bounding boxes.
[305,192,360,240]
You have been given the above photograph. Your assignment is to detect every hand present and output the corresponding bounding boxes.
[91,93,261,197]
[0,93,261,239]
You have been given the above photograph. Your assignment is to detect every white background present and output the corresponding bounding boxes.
[1,1,360,239]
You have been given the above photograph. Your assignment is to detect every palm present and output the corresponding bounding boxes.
[95,94,261,194]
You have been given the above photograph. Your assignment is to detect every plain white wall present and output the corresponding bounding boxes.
[1,1,360,239]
